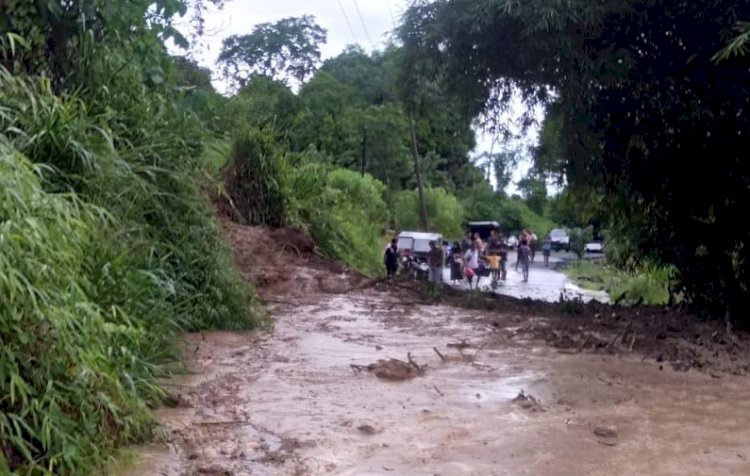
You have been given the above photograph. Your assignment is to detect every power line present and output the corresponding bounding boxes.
[337,0,360,45]
[351,0,373,46]
[386,0,397,29]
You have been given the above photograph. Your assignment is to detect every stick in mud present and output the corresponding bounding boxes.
[433,347,447,362]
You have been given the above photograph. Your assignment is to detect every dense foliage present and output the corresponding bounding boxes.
[218,15,327,89]
[400,0,750,324]
[216,35,553,246]
[0,1,260,473]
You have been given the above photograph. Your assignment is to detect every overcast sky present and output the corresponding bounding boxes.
[177,0,540,194]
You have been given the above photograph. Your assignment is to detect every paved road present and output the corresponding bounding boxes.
[442,251,609,303]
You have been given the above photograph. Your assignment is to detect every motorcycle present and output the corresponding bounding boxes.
[400,255,429,281]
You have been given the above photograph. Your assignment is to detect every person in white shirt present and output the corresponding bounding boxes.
[464,241,481,289]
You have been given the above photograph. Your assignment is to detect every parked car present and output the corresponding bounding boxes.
[585,240,604,253]
[506,235,519,249]
[549,228,570,252]
[396,231,444,260]
[466,221,500,241]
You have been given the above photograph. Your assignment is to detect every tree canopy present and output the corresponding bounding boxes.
[218,15,327,89]
[399,0,750,323]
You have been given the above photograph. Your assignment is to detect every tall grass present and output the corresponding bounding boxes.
[0,46,262,474]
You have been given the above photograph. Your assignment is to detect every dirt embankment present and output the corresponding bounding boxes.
[219,218,371,300]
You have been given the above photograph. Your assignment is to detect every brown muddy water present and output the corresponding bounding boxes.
[120,292,750,476]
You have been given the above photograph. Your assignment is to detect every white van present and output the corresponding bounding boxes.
[396,231,444,259]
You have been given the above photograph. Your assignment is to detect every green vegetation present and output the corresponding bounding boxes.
[400,0,750,325]
[563,260,673,307]
[296,167,389,275]
[394,188,464,239]
[212,25,557,268]
[0,2,261,474]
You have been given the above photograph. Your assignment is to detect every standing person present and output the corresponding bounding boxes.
[427,241,444,284]
[461,230,473,253]
[473,233,485,256]
[529,230,538,262]
[499,242,509,281]
[384,239,399,282]
[449,242,464,285]
[542,234,552,267]
[517,238,532,283]
[464,241,482,289]
[515,230,528,271]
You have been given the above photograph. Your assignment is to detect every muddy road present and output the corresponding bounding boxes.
[124,289,750,476]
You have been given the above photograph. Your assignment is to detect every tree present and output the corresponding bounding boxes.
[399,0,750,325]
[0,0,220,88]
[321,45,400,105]
[218,15,327,89]
[569,227,594,261]
[222,76,299,138]
[394,187,464,237]
[516,174,547,216]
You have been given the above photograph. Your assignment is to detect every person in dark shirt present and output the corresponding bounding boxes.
[427,240,444,284]
[449,242,464,284]
[384,239,399,281]
[461,230,473,253]
[517,239,532,283]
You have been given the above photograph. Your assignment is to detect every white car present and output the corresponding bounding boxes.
[549,228,570,251]
[396,231,444,259]
[506,236,518,249]
[585,241,604,253]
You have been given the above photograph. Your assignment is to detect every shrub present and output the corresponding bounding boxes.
[0,146,154,474]
[224,128,290,227]
[288,159,389,275]
[0,50,261,473]
[568,226,594,260]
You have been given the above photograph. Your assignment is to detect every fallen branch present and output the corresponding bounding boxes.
[433,347,447,362]
[472,341,489,363]
[407,352,424,371]
[447,339,471,349]
[433,385,445,397]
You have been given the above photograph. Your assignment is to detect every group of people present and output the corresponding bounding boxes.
[384,228,551,287]
[451,230,516,288]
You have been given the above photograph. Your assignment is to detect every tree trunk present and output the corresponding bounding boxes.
[409,113,429,231]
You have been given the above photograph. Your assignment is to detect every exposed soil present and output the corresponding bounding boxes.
[437,287,750,376]
[121,223,750,476]
[220,218,371,300]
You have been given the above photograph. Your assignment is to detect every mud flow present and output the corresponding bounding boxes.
[122,289,750,476]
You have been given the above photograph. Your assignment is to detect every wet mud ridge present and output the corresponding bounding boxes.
[124,224,750,476]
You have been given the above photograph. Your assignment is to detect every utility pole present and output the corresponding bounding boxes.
[408,112,429,231]
[361,125,367,177]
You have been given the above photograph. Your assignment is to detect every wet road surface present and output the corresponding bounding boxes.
[443,252,609,303]
[121,292,750,476]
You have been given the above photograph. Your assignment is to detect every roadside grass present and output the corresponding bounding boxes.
[562,259,673,306]
[202,136,232,177]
